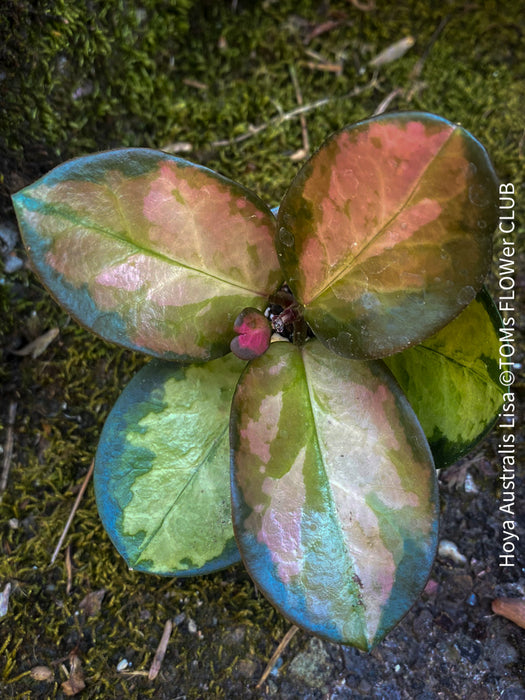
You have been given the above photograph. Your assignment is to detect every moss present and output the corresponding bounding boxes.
[1,0,524,697]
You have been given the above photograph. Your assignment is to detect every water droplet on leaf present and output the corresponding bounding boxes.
[457,285,476,306]
[337,331,352,347]
[279,227,295,247]
[360,292,379,310]
[468,184,489,207]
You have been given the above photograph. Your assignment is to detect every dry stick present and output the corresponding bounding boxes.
[211,76,379,148]
[289,64,310,161]
[373,15,451,117]
[373,87,404,116]
[50,460,95,564]
[348,0,376,11]
[409,15,451,81]
[65,545,73,595]
[256,624,299,689]
[0,401,17,497]
[148,619,173,681]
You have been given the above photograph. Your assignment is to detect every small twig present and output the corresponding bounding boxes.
[148,619,173,681]
[118,670,150,677]
[50,460,95,564]
[304,60,343,74]
[211,76,379,148]
[162,142,193,154]
[289,65,310,161]
[65,545,73,595]
[371,16,450,116]
[409,15,450,80]
[0,401,17,498]
[373,87,404,115]
[348,0,376,10]
[518,128,524,158]
[256,624,299,689]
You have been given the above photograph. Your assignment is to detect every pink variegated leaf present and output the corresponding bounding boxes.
[276,112,498,359]
[230,340,438,650]
[12,149,282,362]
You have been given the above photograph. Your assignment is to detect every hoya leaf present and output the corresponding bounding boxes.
[94,354,245,576]
[230,307,272,360]
[277,112,498,359]
[384,288,504,468]
[12,149,282,362]
[230,340,438,650]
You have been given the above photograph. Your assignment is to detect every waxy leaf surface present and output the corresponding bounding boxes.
[277,112,498,359]
[95,354,245,576]
[12,149,281,362]
[230,340,438,650]
[385,288,504,467]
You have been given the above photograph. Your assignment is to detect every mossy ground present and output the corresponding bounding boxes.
[0,1,524,698]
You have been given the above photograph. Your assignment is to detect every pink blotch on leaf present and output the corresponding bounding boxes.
[239,393,282,465]
[256,447,307,584]
[96,254,146,291]
[142,161,278,291]
[258,507,303,583]
[298,119,453,301]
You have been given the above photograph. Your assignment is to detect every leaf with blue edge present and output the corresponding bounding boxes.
[95,354,245,576]
[230,340,439,650]
[384,287,504,468]
[277,112,498,359]
[12,149,282,362]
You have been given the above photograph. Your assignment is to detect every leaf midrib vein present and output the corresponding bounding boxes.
[298,348,368,632]
[30,195,267,297]
[305,126,457,305]
[414,342,501,387]
[132,424,229,566]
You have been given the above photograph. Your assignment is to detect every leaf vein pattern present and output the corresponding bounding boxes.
[310,128,457,302]
[27,195,267,297]
[132,425,228,564]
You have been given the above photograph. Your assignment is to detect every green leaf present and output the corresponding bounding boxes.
[230,340,438,650]
[12,149,282,362]
[277,112,498,359]
[94,354,245,576]
[384,288,504,468]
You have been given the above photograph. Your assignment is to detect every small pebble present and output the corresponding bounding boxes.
[464,473,479,493]
[0,222,18,253]
[30,666,54,681]
[188,618,197,634]
[0,582,11,617]
[116,659,129,672]
[4,254,24,273]
[438,539,467,565]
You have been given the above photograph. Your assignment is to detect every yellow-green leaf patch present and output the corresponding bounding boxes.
[95,355,245,576]
[385,288,504,467]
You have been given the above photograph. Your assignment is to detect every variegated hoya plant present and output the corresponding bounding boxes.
[12,112,504,651]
